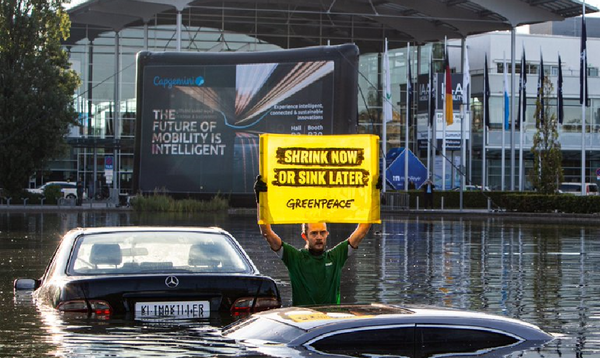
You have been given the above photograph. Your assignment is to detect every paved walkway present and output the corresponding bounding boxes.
[0,201,130,212]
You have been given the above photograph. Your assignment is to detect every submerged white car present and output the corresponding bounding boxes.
[223,303,553,358]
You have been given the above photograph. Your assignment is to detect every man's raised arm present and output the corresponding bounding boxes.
[347,223,372,249]
[255,175,282,251]
[259,221,283,251]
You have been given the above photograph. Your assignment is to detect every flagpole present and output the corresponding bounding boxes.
[461,51,467,191]
[482,54,488,190]
[427,51,432,180]
[405,43,410,191]
[581,2,587,194]
[502,52,506,191]
[433,79,437,184]
[461,40,469,206]
[382,38,389,193]
[510,28,516,191]
[432,65,437,184]
[519,47,525,192]
[483,105,487,189]
[442,41,447,191]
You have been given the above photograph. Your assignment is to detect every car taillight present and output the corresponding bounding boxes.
[230,297,280,315]
[57,300,112,316]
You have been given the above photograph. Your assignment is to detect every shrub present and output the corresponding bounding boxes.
[130,193,228,213]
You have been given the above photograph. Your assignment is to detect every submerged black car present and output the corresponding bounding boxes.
[223,304,554,358]
[14,226,281,319]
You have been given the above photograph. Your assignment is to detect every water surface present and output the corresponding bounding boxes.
[1,211,598,357]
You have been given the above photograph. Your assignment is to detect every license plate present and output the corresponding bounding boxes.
[135,300,210,318]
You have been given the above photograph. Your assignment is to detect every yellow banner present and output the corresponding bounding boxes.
[258,134,380,224]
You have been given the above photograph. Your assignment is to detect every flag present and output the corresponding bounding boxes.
[537,52,544,127]
[383,40,393,122]
[407,50,413,126]
[580,13,589,107]
[484,54,490,127]
[428,52,436,127]
[503,57,509,131]
[462,46,470,108]
[444,47,453,125]
[558,55,564,124]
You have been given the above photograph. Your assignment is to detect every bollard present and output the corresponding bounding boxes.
[488,198,492,212]
[441,197,444,210]
[6,197,11,207]
[41,197,45,206]
[21,198,28,206]
[416,196,420,210]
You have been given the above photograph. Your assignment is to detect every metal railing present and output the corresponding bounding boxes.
[381,192,410,211]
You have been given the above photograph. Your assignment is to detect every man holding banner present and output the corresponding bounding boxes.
[255,197,372,306]
[254,133,381,306]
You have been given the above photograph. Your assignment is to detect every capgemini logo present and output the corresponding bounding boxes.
[153,75,204,89]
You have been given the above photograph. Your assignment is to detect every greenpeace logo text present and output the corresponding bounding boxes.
[153,76,205,89]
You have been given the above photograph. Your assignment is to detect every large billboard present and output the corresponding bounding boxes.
[133,45,359,194]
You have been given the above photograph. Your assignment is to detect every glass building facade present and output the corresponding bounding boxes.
[51,23,600,196]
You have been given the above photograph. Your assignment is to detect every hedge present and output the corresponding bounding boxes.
[402,190,600,214]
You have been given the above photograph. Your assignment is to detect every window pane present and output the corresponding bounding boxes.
[311,326,415,356]
[418,327,518,356]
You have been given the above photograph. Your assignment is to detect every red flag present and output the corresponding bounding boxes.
[444,47,453,125]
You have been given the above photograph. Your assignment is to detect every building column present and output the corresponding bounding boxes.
[176,11,182,51]
[113,30,120,195]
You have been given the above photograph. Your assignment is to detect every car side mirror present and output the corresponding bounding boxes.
[14,278,39,291]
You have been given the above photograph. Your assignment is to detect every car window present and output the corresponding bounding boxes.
[67,231,251,275]
[418,326,518,356]
[559,184,579,193]
[589,185,598,193]
[309,326,415,357]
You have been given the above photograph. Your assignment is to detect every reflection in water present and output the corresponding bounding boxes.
[1,211,599,357]
[37,305,244,357]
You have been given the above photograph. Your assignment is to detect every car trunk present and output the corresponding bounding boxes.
[56,274,280,317]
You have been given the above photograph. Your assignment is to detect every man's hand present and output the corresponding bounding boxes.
[254,175,267,203]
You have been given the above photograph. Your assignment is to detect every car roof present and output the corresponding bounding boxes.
[230,304,552,344]
[65,226,230,236]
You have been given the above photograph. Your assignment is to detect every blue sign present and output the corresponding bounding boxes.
[385,148,428,190]
[105,156,114,171]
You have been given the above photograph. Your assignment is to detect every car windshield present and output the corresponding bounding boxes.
[67,231,252,275]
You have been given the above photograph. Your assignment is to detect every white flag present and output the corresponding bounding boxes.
[383,40,393,122]
[462,46,470,105]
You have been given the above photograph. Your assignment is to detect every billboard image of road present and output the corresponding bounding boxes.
[133,44,359,195]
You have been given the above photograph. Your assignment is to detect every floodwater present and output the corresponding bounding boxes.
[1,210,599,357]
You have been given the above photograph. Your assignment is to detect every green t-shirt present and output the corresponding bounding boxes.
[280,240,349,306]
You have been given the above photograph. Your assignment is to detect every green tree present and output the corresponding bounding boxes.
[529,77,563,194]
[0,0,79,194]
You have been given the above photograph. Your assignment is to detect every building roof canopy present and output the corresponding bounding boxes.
[66,0,597,53]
